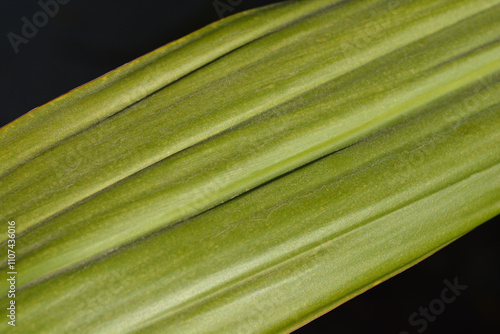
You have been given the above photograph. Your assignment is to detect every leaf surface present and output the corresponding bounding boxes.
[0,0,499,333]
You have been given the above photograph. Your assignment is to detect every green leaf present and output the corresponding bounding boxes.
[1,0,499,332]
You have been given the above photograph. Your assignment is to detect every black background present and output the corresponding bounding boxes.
[1,1,498,333]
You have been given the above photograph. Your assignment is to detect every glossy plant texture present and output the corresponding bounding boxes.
[1,0,499,333]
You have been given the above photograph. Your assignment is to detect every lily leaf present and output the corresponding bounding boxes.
[1,0,499,333]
